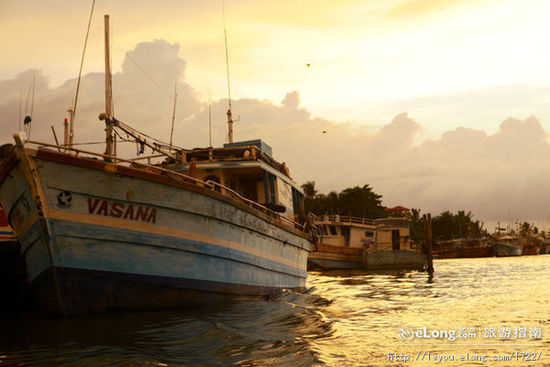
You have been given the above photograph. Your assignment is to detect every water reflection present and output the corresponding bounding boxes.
[1,256,549,366]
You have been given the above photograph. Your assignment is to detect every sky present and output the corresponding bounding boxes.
[2,0,550,231]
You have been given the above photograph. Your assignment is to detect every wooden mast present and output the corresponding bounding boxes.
[223,1,234,143]
[169,82,177,150]
[104,14,115,157]
[209,89,212,147]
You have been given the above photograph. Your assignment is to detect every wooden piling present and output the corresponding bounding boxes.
[426,213,434,274]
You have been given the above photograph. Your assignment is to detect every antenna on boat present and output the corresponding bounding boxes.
[169,81,177,150]
[223,0,234,143]
[209,88,212,147]
[103,14,115,157]
[69,0,96,149]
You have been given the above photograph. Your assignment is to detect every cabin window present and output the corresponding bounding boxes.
[240,178,258,202]
[204,175,221,192]
[365,231,374,237]
[329,225,338,236]
[322,225,328,235]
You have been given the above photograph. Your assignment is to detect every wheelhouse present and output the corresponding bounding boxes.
[162,139,304,221]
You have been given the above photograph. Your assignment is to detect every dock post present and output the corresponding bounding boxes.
[426,213,434,274]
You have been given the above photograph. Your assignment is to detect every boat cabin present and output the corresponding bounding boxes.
[315,215,377,248]
[313,216,412,251]
[163,139,304,221]
[372,218,412,251]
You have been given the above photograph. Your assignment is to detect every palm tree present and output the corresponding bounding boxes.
[301,181,317,199]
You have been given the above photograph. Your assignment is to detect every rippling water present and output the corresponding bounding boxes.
[1,256,549,366]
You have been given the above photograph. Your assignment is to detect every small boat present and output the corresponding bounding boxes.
[491,236,523,257]
[0,16,312,315]
[518,234,541,255]
[308,215,377,269]
[363,218,425,270]
[308,215,425,271]
[539,237,550,254]
[434,238,492,259]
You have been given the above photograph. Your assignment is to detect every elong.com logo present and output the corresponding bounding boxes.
[399,327,459,342]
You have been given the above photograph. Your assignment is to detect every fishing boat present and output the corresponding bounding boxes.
[0,15,312,315]
[434,238,492,259]
[491,235,523,257]
[307,215,425,271]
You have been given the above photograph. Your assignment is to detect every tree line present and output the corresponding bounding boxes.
[302,181,487,241]
[301,181,386,219]
[409,209,487,243]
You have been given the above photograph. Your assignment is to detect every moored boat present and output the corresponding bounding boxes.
[0,15,312,315]
[491,236,523,257]
[0,133,312,316]
[308,215,425,271]
[363,218,425,270]
[434,238,492,259]
[308,215,376,269]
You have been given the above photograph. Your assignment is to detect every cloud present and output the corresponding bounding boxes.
[1,39,550,228]
[0,39,200,150]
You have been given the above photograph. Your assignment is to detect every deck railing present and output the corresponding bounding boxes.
[20,139,306,232]
[316,214,375,226]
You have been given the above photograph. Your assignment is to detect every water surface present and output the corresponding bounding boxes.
[1,256,549,366]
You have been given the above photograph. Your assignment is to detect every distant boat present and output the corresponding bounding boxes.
[363,218,426,270]
[491,236,523,257]
[518,233,541,255]
[434,238,492,259]
[308,215,377,269]
[307,215,425,271]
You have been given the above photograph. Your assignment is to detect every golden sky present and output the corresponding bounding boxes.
[2,0,550,224]
[1,0,550,135]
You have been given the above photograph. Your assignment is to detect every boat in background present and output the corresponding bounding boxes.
[434,238,492,259]
[308,215,377,269]
[491,235,523,257]
[363,218,425,270]
[518,233,541,255]
[308,215,425,271]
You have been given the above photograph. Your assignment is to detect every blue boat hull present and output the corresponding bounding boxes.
[32,266,282,314]
[0,147,311,315]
